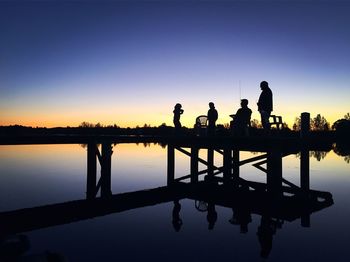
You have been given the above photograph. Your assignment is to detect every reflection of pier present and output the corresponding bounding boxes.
[167,141,314,198]
[0,180,332,236]
[82,136,331,205]
[0,135,334,258]
[0,136,333,234]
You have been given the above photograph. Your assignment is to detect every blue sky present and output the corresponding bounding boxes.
[1,0,349,127]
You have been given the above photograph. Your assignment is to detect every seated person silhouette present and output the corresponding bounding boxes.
[231,99,252,136]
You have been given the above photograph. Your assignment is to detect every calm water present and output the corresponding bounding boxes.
[0,144,349,261]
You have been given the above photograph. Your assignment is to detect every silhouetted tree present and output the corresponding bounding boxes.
[345,156,350,164]
[311,114,329,131]
[79,122,95,128]
[223,123,230,129]
[310,151,328,161]
[332,116,350,140]
[282,122,289,130]
[250,119,261,128]
[333,143,350,163]
[332,118,349,129]
[95,122,103,128]
[293,116,301,131]
[344,113,350,120]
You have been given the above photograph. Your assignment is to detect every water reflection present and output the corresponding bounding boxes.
[333,143,350,163]
[292,143,350,163]
[172,200,182,232]
[310,151,328,161]
[0,234,66,262]
[0,143,349,261]
[0,180,333,260]
[257,215,283,259]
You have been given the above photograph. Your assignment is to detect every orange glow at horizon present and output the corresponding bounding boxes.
[1,104,345,129]
[1,87,348,129]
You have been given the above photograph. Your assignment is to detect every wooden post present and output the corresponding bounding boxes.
[300,148,310,194]
[300,147,310,227]
[232,149,240,180]
[300,112,310,139]
[191,147,199,183]
[223,147,232,181]
[167,144,175,186]
[101,143,112,198]
[207,148,214,179]
[267,148,282,195]
[87,143,97,199]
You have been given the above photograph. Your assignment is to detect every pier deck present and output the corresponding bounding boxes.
[0,133,334,152]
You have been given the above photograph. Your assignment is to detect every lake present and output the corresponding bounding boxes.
[0,143,349,261]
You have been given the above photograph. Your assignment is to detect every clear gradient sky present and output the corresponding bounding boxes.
[1,0,349,128]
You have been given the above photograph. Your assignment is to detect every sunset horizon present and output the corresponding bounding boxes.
[1,1,349,130]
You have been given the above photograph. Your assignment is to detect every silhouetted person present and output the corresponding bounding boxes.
[229,207,252,234]
[257,216,275,259]
[207,203,217,230]
[173,103,184,130]
[172,200,183,232]
[232,99,252,136]
[257,81,273,132]
[207,102,218,136]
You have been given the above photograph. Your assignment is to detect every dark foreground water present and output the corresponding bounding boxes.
[0,144,349,261]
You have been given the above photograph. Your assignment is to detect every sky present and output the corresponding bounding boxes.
[1,0,349,128]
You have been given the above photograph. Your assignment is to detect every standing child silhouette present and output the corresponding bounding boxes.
[173,103,184,130]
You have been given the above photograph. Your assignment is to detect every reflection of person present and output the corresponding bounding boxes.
[229,208,252,234]
[207,102,218,135]
[257,81,273,131]
[173,103,184,130]
[257,216,275,259]
[232,99,252,136]
[172,200,183,232]
[207,203,217,230]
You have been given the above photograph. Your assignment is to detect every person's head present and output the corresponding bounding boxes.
[175,103,182,109]
[260,81,269,90]
[241,99,248,108]
[209,102,215,109]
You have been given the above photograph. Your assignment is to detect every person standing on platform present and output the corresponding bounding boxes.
[173,103,184,130]
[257,81,273,131]
[207,102,218,136]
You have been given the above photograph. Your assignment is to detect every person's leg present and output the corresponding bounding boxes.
[260,111,271,130]
[174,120,182,135]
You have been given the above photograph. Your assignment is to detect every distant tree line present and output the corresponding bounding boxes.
[292,114,329,131]
[1,113,349,137]
[292,113,350,132]
[79,121,120,128]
